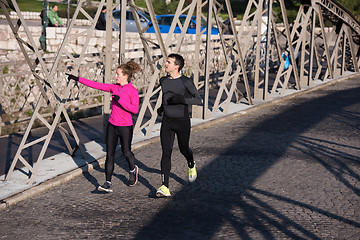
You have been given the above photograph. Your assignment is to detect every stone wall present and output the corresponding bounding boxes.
[0,11,148,59]
[0,24,145,61]
[0,20,205,63]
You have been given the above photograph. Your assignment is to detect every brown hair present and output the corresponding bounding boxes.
[168,53,185,71]
[118,61,141,82]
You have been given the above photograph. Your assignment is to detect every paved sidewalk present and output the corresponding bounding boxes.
[0,73,359,239]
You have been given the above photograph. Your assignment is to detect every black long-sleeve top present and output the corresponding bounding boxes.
[95,12,106,31]
[160,75,202,118]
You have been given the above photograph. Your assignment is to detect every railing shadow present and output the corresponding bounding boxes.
[0,116,104,178]
[293,136,360,196]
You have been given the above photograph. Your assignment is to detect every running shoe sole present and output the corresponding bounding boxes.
[98,186,113,193]
[156,185,171,197]
[156,191,171,197]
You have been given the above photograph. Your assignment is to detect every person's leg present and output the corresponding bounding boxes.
[175,117,197,182]
[117,125,135,170]
[98,123,118,192]
[175,117,194,168]
[117,125,138,186]
[160,117,175,188]
[105,123,118,182]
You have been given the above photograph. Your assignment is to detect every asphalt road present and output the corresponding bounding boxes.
[0,75,359,239]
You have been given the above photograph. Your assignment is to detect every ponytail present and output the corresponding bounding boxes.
[118,61,141,82]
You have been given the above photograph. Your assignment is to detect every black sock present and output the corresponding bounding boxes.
[188,161,195,169]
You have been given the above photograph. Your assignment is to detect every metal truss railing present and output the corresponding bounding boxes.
[1,0,87,184]
[0,54,105,129]
[0,42,224,132]
[1,0,359,184]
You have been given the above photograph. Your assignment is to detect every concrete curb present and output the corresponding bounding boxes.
[1,72,359,210]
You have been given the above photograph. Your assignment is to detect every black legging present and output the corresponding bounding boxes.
[105,122,135,182]
[160,116,194,187]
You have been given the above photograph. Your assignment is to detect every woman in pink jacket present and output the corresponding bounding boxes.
[67,61,141,193]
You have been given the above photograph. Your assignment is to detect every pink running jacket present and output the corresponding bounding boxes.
[79,77,139,126]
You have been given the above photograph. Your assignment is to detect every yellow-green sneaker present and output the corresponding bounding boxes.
[188,164,197,183]
[156,185,171,197]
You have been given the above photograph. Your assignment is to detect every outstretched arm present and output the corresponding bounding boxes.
[74,76,114,93]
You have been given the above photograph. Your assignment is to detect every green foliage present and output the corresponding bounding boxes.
[8,0,43,12]
[210,0,249,20]
[134,0,147,9]
[337,0,360,19]
[135,0,183,15]
[2,65,9,74]
[4,0,359,21]
[286,9,299,23]
[57,6,98,19]
[25,110,33,117]
[152,0,170,14]
[1,0,101,20]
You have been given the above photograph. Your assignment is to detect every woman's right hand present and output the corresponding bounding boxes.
[65,73,79,82]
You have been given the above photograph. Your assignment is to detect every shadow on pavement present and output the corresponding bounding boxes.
[0,116,104,177]
[133,86,360,239]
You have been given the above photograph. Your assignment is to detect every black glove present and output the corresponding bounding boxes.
[113,95,120,101]
[170,94,185,104]
[66,73,79,82]
[157,105,163,116]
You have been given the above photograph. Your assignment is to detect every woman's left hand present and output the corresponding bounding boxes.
[113,95,120,101]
